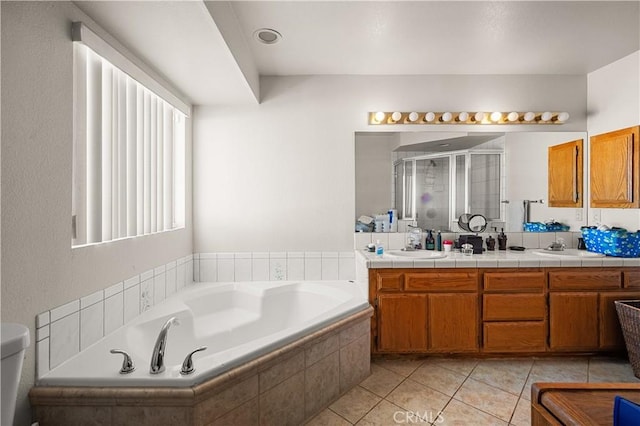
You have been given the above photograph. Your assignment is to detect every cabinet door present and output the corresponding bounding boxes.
[377,294,428,352]
[600,292,640,350]
[590,126,640,208]
[549,292,599,350]
[548,139,583,207]
[428,293,478,352]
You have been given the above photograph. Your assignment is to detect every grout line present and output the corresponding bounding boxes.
[326,406,354,425]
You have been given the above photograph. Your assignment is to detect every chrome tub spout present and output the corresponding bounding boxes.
[149,316,180,374]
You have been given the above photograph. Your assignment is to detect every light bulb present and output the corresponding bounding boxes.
[507,112,519,122]
[474,112,486,123]
[408,112,419,122]
[441,112,453,122]
[490,111,503,122]
[557,112,570,122]
[523,112,536,122]
[424,112,436,122]
[541,111,553,121]
[458,112,469,122]
[374,111,386,123]
[391,111,402,122]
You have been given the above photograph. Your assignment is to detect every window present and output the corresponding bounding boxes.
[72,22,188,247]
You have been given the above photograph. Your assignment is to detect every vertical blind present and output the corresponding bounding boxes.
[73,44,186,246]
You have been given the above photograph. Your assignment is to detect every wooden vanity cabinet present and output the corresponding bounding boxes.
[370,266,640,355]
[370,269,479,354]
[590,126,640,208]
[482,270,547,352]
[548,139,583,207]
[547,269,640,352]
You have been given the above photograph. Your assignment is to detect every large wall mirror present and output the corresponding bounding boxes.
[355,130,588,233]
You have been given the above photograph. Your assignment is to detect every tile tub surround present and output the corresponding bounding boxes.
[29,307,373,426]
[35,255,194,378]
[194,251,356,283]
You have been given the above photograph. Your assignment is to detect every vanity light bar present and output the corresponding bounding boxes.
[369,111,569,125]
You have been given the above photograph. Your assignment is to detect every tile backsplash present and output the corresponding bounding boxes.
[35,255,194,378]
[355,231,582,250]
[193,251,356,283]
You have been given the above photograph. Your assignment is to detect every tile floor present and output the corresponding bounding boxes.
[306,356,640,425]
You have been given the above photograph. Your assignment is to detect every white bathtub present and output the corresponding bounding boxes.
[37,281,369,387]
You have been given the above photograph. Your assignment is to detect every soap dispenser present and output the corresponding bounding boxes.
[497,229,507,250]
[486,235,496,251]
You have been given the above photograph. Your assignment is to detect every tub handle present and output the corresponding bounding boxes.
[110,349,136,374]
[180,346,207,375]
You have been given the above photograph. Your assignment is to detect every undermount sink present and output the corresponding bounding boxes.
[385,250,448,259]
[532,248,605,258]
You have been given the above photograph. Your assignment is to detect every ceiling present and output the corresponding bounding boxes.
[75,1,640,106]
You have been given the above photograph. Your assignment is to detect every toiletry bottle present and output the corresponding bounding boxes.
[426,230,435,250]
[375,239,384,256]
[486,235,496,251]
[436,230,442,251]
[497,229,507,250]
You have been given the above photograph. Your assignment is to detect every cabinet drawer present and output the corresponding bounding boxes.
[624,271,640,288]
[548,270,621,290]
[483,294,546,321]
[373,271,404,292]
[484,271,545,292]
[483,322,546,352]
[405,271,477,292]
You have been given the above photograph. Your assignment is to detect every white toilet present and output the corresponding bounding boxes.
[1,323,30,426]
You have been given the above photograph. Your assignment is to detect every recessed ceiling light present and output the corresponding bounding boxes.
[254,28,282,45]
[439,143,450,147]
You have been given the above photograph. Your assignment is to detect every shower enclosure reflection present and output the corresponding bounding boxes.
[394,150,503,232]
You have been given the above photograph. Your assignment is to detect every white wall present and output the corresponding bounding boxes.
[194,74,587,253]
[505,132,588,231]
[587,50,640,229]
[1,3,193,424]
[355,134,396,219]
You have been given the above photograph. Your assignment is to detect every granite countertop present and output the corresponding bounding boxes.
[356,249,640,269]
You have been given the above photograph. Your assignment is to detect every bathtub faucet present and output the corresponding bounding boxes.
[149,316,180,374]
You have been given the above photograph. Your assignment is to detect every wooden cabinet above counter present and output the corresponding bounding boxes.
[369,267,640,355]
[590,126,640,208]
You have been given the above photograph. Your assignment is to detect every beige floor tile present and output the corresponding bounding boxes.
[409,363,467,397]
[453,378,518,422]
[386,378,450,416]
[529,358,588,381]
[522,358,590,401]
[439,399,508,426]
[588,358,640,383]
[429,357,480,376]
[329,386,381,424]
[305,408,352,426]
[359,363,405,397]
[509,398,531,426]
[355,399,408,426]
[373,358,424,377]
[471,360,530,396]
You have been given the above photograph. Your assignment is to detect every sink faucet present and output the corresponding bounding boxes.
[150,316,179,374]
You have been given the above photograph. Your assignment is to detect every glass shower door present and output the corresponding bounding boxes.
[415,156,450,231]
